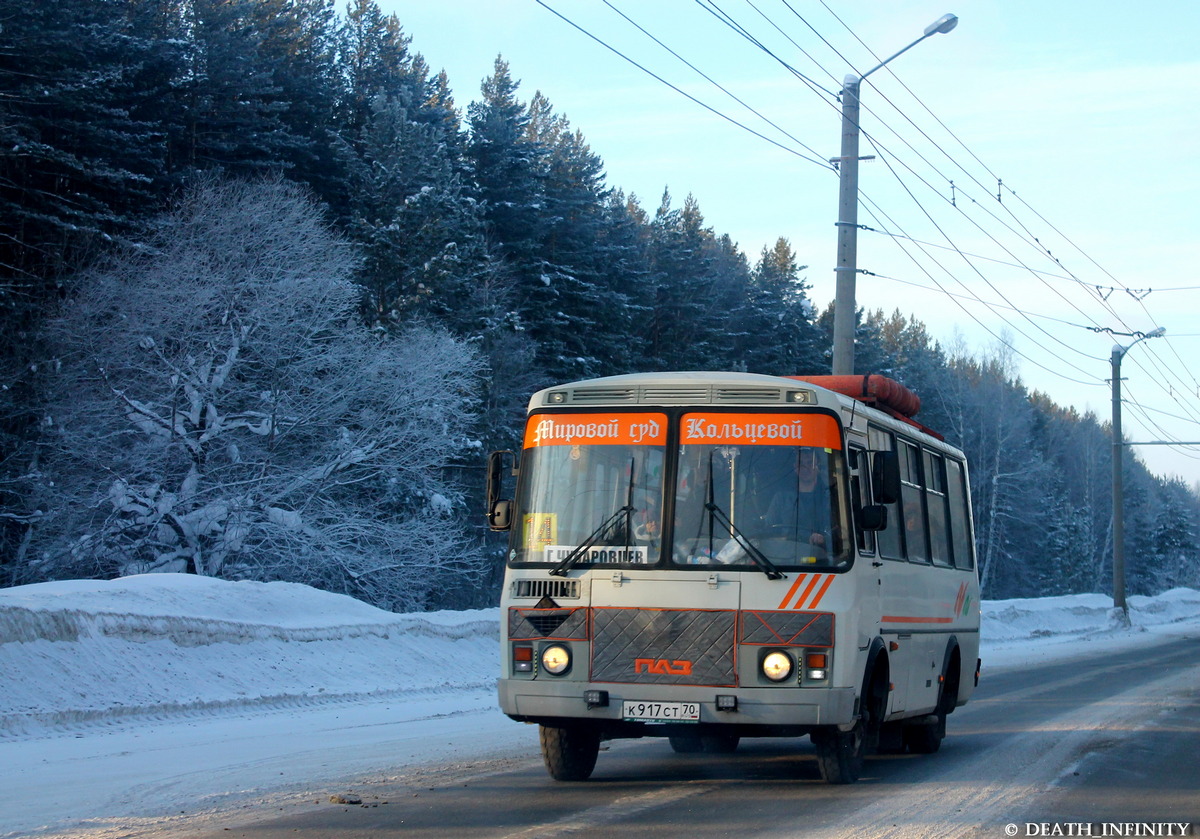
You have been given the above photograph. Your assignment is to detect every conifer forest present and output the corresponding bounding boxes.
[2,0,1197,610]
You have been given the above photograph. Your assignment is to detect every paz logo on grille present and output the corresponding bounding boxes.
[634,658,693,676]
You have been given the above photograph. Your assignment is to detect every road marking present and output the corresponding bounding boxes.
[500,782,718,839]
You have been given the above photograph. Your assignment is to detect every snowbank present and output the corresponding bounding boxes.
[0,575,498,736]
[979,587,1200,666]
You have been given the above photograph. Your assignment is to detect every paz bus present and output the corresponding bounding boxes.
[486,371,980,784]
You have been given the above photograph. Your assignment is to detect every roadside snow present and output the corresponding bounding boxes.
[1,575,1198,839]
[0,574,498,736]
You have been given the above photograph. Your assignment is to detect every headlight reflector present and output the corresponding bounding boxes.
[541,644,571,675]
[761,650,794,682]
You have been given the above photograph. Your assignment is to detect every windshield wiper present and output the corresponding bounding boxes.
[704,500,785,579]
[548,502,635,576]
[705,452,785,580]
[549,457,637,577]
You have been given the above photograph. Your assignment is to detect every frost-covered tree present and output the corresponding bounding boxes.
[28,177,482,611]
[734,238,821,376]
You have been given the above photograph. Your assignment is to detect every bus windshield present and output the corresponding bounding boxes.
[672,413,851,571]
[508,410,850,572]
[511,413,667,566]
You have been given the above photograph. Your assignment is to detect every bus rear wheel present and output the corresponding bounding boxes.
[668,734,703,753]
[539,724,600,781]
[904,711,946,754]
[702,734,740,753]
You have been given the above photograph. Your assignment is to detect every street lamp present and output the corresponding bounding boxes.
[831,13,959,375]
[1110,327,1165,620]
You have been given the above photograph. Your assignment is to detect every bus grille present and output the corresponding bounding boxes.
[511,579,580,600]
[509,607,588,641]
[591,608,736,686]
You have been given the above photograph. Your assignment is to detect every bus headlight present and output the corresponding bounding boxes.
[541,644,572,675]
[761,650,794,682]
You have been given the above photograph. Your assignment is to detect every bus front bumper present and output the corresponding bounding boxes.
[498,679,856,731]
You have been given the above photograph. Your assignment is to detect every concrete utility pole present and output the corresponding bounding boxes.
[831,13,959,375]
[1110,327,1164,619]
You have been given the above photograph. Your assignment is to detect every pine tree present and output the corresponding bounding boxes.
[0,0,166,279]
[338,0,419,135]
[468,57,543,260]
[525,93,645,380]
[645,191,720,369]
[735,238,821,376]
[352,92,486,330]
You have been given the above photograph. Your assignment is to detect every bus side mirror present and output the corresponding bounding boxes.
[858,504,888,531]
[486,450,516,531]
[489,499,513,531]
[872,450,901,505]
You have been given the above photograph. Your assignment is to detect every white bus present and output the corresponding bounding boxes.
[487,371,980,784]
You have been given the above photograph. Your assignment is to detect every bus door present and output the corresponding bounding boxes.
[867,426,912,714]
[847,441,884,677]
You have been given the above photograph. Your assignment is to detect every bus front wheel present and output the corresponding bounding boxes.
[539,724,600,781]
[812,721,865,784]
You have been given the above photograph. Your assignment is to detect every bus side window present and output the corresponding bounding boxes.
[925,450,953,567]
[899,440,928,563]
[848,445,875,555]
[869,426,903,561]
[946,458,976,570]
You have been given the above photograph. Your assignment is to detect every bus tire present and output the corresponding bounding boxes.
[701,734,740,753]
[668,734,703,753]
[814,653,887,783]
[876,722,906,754]
[904,712,946,754]
[539,724,600,781]
[812,721,865,784]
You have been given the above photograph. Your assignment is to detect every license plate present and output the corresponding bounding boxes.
[621,700,701,723]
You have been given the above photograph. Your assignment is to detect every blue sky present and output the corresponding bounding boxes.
[386,0,1200,486]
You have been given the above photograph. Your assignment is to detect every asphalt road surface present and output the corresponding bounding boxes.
[183,630,1200,839]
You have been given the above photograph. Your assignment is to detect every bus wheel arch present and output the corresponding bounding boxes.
[904,639,961,755]
[939,639,963,714]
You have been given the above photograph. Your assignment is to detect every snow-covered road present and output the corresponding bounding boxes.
[3,575,1198,839]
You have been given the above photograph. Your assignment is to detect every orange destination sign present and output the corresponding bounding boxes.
[680,412,842,449]
[524,413,668,448]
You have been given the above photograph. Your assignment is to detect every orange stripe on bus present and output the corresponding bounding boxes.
[793,574,822,610]
[777,574,807,610]
[806,575,835,609]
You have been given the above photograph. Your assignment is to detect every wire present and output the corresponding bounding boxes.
[854,191,1106,387]
[862,135,1104,372]
[797,5,1200,419]
[534,0,834,170]
[601,0,831,168]
[694,0,840,97]
[865,270,1101,331]
[812,3,1200,415]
